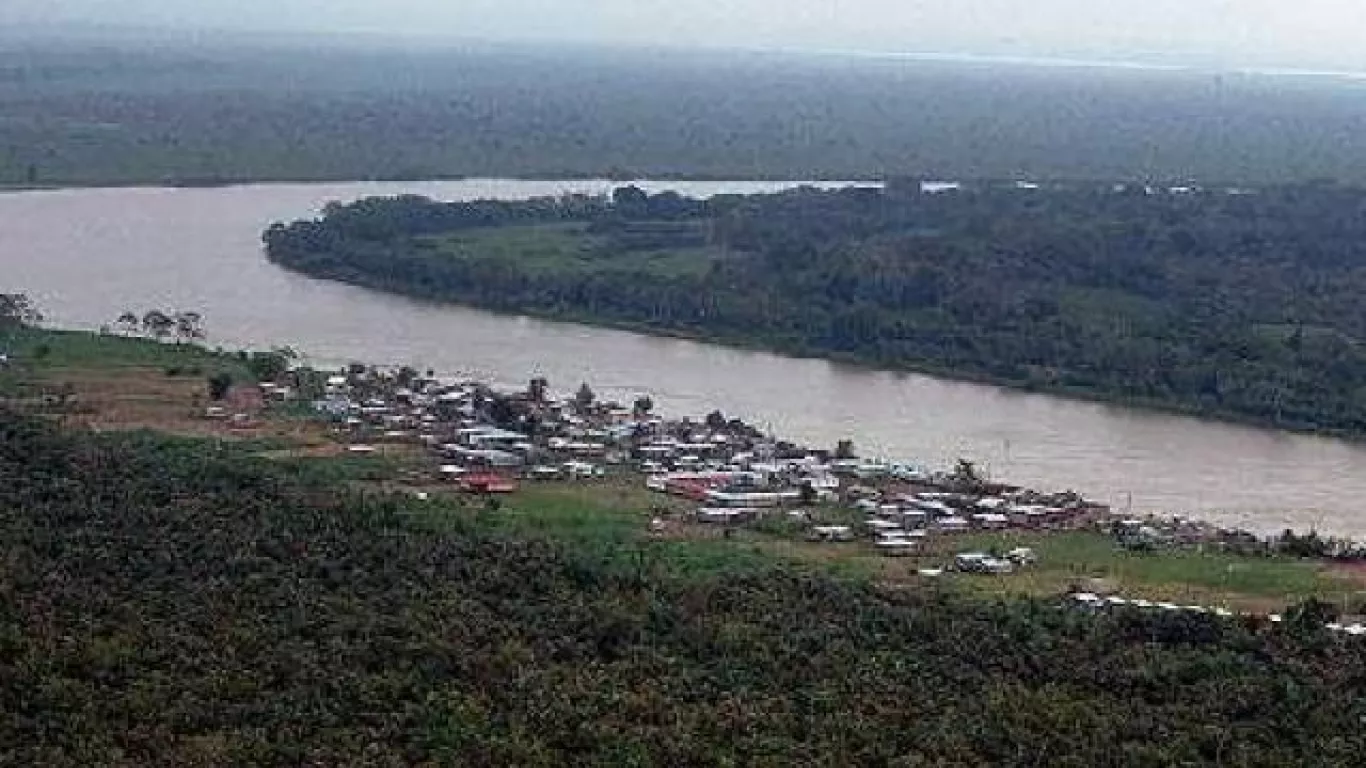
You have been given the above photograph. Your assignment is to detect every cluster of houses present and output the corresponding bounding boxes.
[646,456,1106,562]
[304,369,649,492]
[1067,592,1366,638]
[252,364,1116,564]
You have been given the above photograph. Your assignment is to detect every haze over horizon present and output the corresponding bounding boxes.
[7,0,1366,73]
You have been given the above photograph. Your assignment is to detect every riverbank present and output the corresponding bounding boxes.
[0,170,872,194]
[5,326,1363,614]
[275,264,1366,446]
[9,178,1366,534]
[265,185,1366,446]
[8,389,1365,766]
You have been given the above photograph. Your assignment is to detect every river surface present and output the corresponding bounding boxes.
[2,179,1365,536]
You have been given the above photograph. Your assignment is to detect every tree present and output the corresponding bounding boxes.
[0,293,41,329]
[612,185,649,219]
[528,377,550,403]
[116,311,140,335]
[834,439,856,460]
[173,311,205,343]
[246,350,293,382]
[141,310,174,341]
[575,382,595,412]
[799,481,818,506]
[396,366,419,388]
[633,395,654,418]
[207,372,234,401]
[705,410,727,431]
[950,458,985,491]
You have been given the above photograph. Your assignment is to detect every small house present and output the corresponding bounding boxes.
[460,472,518,494]
[808,525,854,542]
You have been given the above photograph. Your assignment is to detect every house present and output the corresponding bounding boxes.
[460,472,518,494]
[874,538,918,557]
[865,519,903,537]
[937,516,970,532]
[697,507,757,525]
[527,465,562,480]
[705,488,799,508]
[808,525,854,542]
[971,513,1010,530]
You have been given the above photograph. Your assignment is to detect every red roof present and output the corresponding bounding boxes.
[460,472,519,494]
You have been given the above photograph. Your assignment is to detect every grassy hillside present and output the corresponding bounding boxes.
[5,408,1366,765]
[3,329,1366,762]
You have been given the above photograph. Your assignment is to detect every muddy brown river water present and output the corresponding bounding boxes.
[3,179,1364,536]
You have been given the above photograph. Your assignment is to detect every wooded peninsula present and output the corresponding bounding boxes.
[266,181,1366,438]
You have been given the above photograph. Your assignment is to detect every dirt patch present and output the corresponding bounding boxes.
[1329,561,1366,587]
[15,366,333,446]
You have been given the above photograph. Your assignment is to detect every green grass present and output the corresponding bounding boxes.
[1,327,250,374]
[413,482,816,578]
[407,484,1361,608]
[416,222,724,279]
[270,453,419,486]
[949,531,1361,606]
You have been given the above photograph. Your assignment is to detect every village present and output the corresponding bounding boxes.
[222,361,1366,631]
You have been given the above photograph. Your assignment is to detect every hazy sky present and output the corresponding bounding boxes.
[8,0,1366,70]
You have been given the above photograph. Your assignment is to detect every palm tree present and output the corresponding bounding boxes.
[141,310,174,341]
[173,311,205,343]
[116,311,140,335]
[0,293,41,329]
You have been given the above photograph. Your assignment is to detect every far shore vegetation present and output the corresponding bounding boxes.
[11,41,1366,187]
[266,182,1366,441]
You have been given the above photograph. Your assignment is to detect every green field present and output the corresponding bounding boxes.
[415,481,796,579]
[946,531,1359,608]
[1,327,245,372]
[417,222,725,279]
[414,481,1363,612]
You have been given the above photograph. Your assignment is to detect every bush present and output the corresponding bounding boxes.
[207,371,234,400]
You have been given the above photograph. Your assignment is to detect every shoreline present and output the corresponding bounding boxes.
[0,172,883,195]
[269,262,1366,449]
[11,324,1355,543]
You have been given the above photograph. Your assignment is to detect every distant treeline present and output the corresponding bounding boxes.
[266,182,1366,437]
[12,42,1366,184]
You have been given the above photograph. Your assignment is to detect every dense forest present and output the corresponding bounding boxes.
[8,36,1366,185]
[3,409,1366,764]
[267,182,1366,437]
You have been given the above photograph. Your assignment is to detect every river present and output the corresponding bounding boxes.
[2,179,1364,536]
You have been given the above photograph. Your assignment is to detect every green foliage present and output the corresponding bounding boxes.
[207,371,233,400]
[1,328,248,374]
[242,349,292,382]
[3,412,1366,763]
[271,184,1366,437]
[0,293,41,329]
[11,43,1366,186]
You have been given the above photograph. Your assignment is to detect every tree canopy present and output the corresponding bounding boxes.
[0,293,41,330]
[266,183,1366,437]
[3,409,1366,764]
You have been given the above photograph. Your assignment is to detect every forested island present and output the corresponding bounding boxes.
[267,182,1366,437]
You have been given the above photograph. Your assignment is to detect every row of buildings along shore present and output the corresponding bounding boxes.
[215,363,1366,566]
